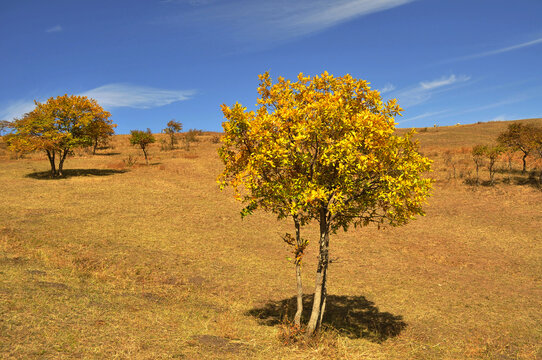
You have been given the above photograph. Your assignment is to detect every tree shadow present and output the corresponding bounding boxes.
[96,152,121,156]
[495,167,524,175]
[247,294,406,342]
[25,168,127,180]
[514,173,542,189]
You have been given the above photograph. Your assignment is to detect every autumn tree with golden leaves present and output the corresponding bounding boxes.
[8,95,113,177]
[218,72,433,336]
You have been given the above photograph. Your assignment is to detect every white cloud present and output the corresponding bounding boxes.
[397,110,448,124]
[420,74,470,90]
[380,83,396,94]
[163,0,417,43]
[46,25,63,33]
[1,84,196,120]
[0,100,37,121]
[444,36,542,63]
[393,74,471,107]
[419,99,526,124]
[81,84,196,109]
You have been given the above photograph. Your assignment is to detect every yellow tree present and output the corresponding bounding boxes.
[8,95,112,177]
[219,72,433,336]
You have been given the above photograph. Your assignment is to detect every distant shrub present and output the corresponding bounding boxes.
[183,129,200,151]
[159,138,169,152]
[123,154,137,167]
[443,150,457,179]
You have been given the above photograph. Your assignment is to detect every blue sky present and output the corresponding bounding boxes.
[1,0,541,134]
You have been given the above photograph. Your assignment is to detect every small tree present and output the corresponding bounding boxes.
[162,119,183,150]
[484,145,504,184]
[443,150,457,179]
[501,148,515,182]
[219,71,433,336]
[497,123,542,173]
[7,95,111,177]
[130,128,155,165]
[86,116,117,154]
[471,145,486,183]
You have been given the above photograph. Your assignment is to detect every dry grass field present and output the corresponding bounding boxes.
[1,119,541,359]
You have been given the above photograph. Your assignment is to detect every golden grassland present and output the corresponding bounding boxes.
[0,119,541,359]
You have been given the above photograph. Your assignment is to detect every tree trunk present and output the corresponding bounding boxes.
[45,150,57,177]
[507,156,512,181]
[93,138,98,155]
[293,217,303,327]
[58,149,69,177]
[142,146,149,165]
[522,152,527,173]
[306,208,330,336]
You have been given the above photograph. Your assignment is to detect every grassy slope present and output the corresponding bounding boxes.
[0,121,541,359]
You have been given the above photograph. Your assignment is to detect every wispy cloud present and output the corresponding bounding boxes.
[420,74,470,90]
[1,84,196,120]
[444,36,542,63]
[380,83,396,94]
[0,100,37,120]
[161,0,417,44]
[397,110,448,124]
[81,84,196,109]
[419,98,527,124]
[454,98,525,116]
[391,74,471,107]
[488,114,508,122]
[45,25,63,33]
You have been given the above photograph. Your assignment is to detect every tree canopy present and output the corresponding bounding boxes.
[0,120,11,136]
[86,116,116,154]
[497,123,542,173]
[7,94,112,177]
[130,128,156,165]
[219,71,432,335]
[162,119,183,150]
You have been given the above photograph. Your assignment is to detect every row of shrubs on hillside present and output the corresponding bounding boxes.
[441,123,542,186]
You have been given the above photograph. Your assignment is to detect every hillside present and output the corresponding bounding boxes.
[404,118,542,149]
[0,119,541,359]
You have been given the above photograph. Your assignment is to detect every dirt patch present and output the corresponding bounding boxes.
[0,256,27,265]
[141,292,166,303]
[188,276,206,286]
[26,269,47,276]
[37,281,69,290]
[191,335,248,354]
[162,276,185,286]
